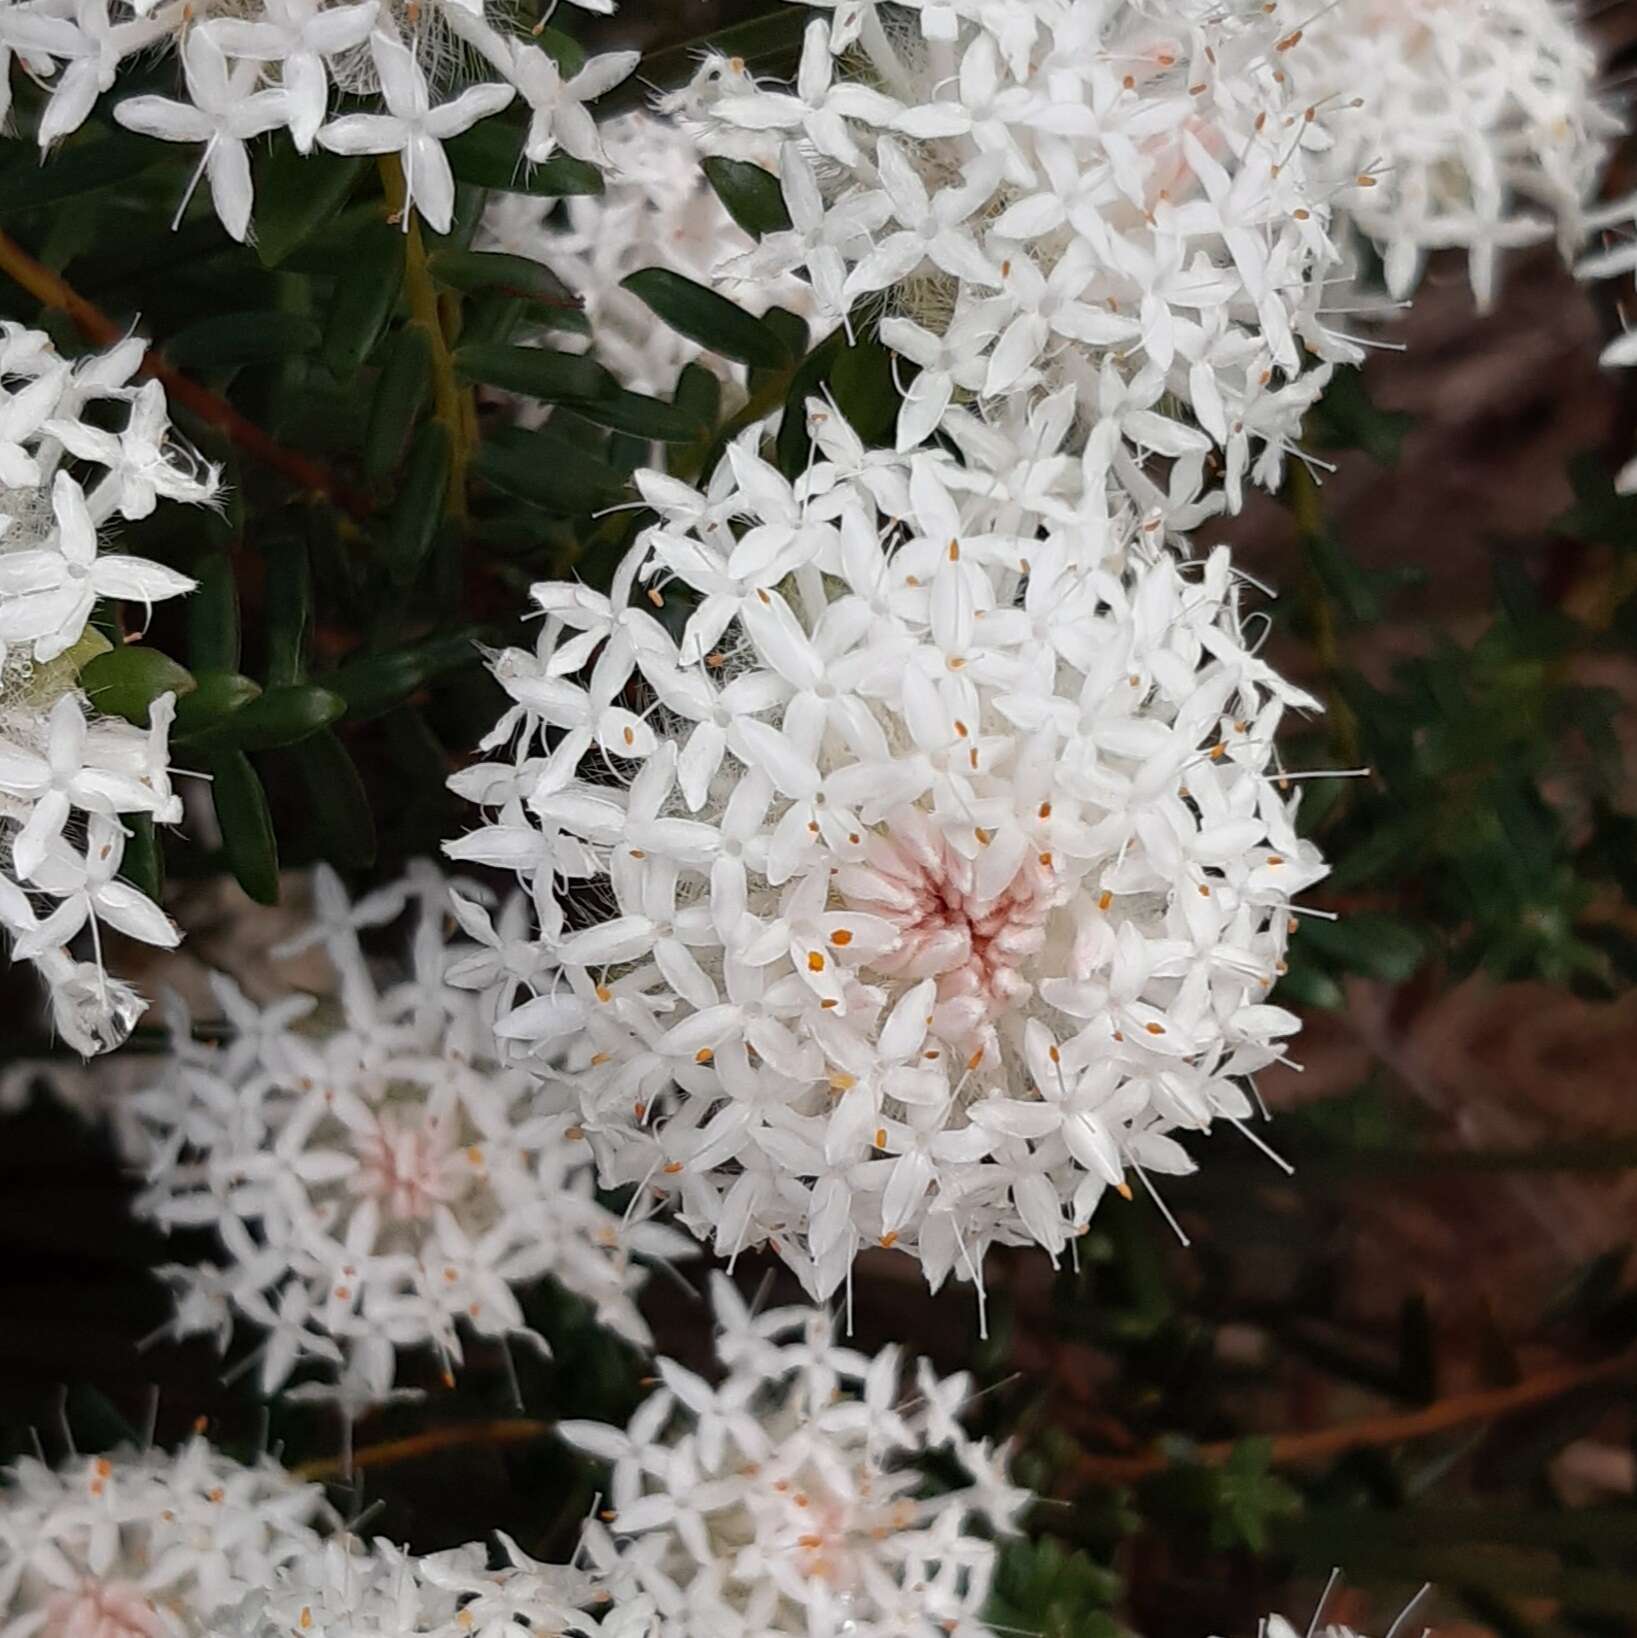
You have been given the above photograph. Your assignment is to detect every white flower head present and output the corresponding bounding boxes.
[559,1273,1026,1637]
[446,410,1325,1306]
[127,862,694,1407]
[686,0,1359,522]
[0,1439,328,1638]
[1304,0,1631,310]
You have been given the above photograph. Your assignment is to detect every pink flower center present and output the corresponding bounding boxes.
[43,1583,165,1638]
[842,816,1057,1049]
[350,1111,460,1220]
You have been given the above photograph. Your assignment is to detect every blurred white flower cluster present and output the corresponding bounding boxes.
[447,406,1325,1303]
[127,862,692,1412]
[0,1437,328,1638]
[559,1273,1026,1637]
[673,0,1358,522]
[1,324,205,1055]
[0,0,639,238]
[1302,0,1631,310]
[484,112,811,401]
[233,1529,649,1638]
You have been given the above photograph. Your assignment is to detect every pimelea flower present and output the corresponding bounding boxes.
[0,1439,327,1638]
[445,403,1326,1306]
[0,323,207,1055]
[127,862,693,1412]
[483,111,812,401]
[559,1273,1027,1638]
[232,1531,650,1638]
[683,0,1359,521]
[1301,0,1632,310]
[2,0,638,240]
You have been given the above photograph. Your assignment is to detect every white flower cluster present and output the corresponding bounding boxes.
[447,403,1325,1303]
[0,0,639,238]
[127,862,692,1411]
[484,112,811,402]
[1302,0,1632,310]
[233,1530,649,1638]
[0,1438,327,1638]
[1,323,207,1055]
[559,1273,1025,1637]
[675,0,1358,521]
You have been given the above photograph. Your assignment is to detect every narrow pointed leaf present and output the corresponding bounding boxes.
[323,218,405,377]
[622,268,793,369]
[210,749,279,905]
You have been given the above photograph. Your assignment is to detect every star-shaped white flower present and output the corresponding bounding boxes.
[317,32,514,234]
[0,470,194,662]
[114,28,290,242]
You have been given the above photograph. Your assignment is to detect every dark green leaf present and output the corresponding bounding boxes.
[327,633,479,722]
[428,249,582,315]
[254,143,368,268]
[224,684,346,750]
[0,127,163,214]
[292,729,376,867]
[165,311,321,371]
[188,550,239,673]
[828,329,897,443]
[622,268,794,369]
[471,428,629,512]
[571,388,702,444]
[365,324,433,482]
[454,342,613,402]
[120,813,163,904]
[174,670,262,743]
[78,646,196,727]
[323,217,405,377]
[263,535,312,687]
[674,363,722,430]
[387,420,451,583]
[444,124,603,197]
[702,156,791,238]
[210,749,279,904]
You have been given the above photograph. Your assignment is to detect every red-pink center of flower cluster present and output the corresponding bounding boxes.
[351,1112,459,1221]
[844,820,1056,1045]
[43,1583,164,1638]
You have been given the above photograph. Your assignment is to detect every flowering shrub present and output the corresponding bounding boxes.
[448,440,1324,1300]
[127,863,692,1409]
[559,1273,1027,1635]
[2,0,1635,1631]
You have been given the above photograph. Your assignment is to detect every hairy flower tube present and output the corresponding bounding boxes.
[558,1273,1027,1637]
[446,405,1326,1304]
[675,0,1360,522]
[0,323,206,1054]
[126,863,693,1411]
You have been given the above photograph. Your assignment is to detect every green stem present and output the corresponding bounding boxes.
[378,155,470,527]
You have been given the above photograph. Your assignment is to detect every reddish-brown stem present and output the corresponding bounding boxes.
[1075,1349,1635,1484]
[0,226,371,519]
